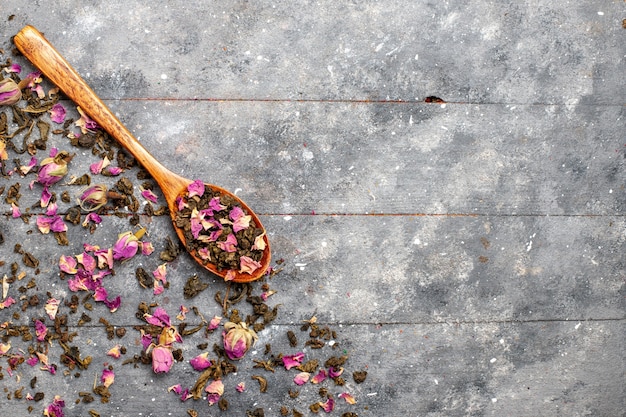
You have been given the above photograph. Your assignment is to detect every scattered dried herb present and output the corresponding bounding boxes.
[352,370,367,383]
[183,274,208,299]
[251,375,268,392]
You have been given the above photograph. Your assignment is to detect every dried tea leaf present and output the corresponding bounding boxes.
[287,330,298,347]
[353,370,367,383]
[135,267,151,289]
[183,275,208,299]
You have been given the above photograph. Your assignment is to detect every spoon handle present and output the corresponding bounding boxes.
[13,25,189,203]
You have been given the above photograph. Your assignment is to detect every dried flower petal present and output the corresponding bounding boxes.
[19,156,37,176]
[311,369,327,384]
[152,263,167,283]
[82,212,102,227]
[49,103,66,123]
[59,255,78,274]
[141,189,158,203]
[76,252,97,272]
[217,233,238,253]
[76,106,98,133]
[239,256,261,274]
[45,298,60,320]
[208,315,222,331]
[144,307,171,327]
[282,352,305,370]
[176,305,189,321]
[293,372,310,386]
[187,180,205,198]
[338,392,356,404]
[11,203,21,218]
[0,342,11,355]
[104,295,121,313]
[35,319,48,342]
[328,366,344,378]
[236,382,246,392]
[0,297,15,309]
[43,395,65,417]
[90,156,110,175]
[205,379,224,405]
[101,368,115,388]
[112,231,139,261]
[320,397,335,413]
[252,232,267,251]
[229,206,252,232]
[190,352,212,371]
[107,344,122,359]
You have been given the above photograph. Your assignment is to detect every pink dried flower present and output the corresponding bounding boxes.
[229,206,251,232]
[0,78,22,106]
[187,180,205,198]
[107,345,122,359]
[217,233,238,253]
[158,326,182,346]
[141,189,158,203]
[282,352,305,370]
[152,263,167,283]
[45,298,60,320]
[293,372,310,385]
[239,256,261,275]
[43,395,65,417]
[338,392,356,404]
[222,321,258,361]
[37,150,72,187]
[59,255,78,274]
[144,307,171,327]
[49,103,66,123]
[311,369,328,384]
[328,366,344,378]
[35,319,48,342]
[168,384,192,402]
[0,297,16,309]
[209,197,226,212]
[90,156,110,175]
[207,315,222,331]
[82,212,103,227]
[190,352,212,371]
[236,382,246,392]
[101,368,115,388]
[104,295,121,313]
[153,280,164,295]
[151,345,174,373]
[76,252,97,272]
[79,184,108,211]
[18,156,37,176]
[176,305,189,321]
[76,106,98,133]
[205,379,224,405]
[4,63,21,74]
[26,71,45,99]
[94,248,113,269]
[103,166,122,176]
[11,203,21,218]
[320,397,335,413]
[112,231,139,261]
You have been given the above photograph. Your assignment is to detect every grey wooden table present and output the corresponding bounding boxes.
[0,2,624,416]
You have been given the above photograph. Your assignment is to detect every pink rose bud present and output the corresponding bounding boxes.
[37,151,73,186]
[0,78,22,106]
[79,184,108,211]
[222,321,258,361]
[112,231,139,261]
[151,345,174,373]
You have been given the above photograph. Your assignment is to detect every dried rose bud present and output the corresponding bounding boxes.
[112,231,140,261]
[0,78,22,106]
[151,344,174,373]
[78,184,108,211]
[38,151,73,187]
[222,321,258,361]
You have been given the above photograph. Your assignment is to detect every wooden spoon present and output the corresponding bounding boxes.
[14,25,270,283]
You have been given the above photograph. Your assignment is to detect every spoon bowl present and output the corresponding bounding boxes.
[14,25,270,283]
